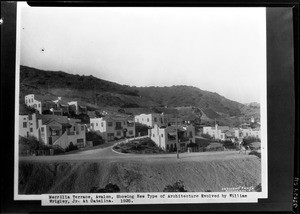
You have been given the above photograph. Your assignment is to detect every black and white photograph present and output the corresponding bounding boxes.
[14,3,268,205]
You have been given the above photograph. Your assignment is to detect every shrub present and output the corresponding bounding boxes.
[195,138,211,148]
[201,133,213,139]
[86,131,105,145]
[90,183,120,193]
[163,180,187,192]
[52,145,65,155]
[249,150,261,159]
[19,136,49,151]
[222,140,236,149]
[243,136,261,147]
[65,142,78,152]
[187,142,198,148]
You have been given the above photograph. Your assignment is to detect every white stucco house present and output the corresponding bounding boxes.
[90,114,135,142]
[19,113,86,149]
[134,113,169,128]
[149,124,195,151]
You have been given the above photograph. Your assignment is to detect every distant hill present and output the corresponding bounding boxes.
[19,65,260,125]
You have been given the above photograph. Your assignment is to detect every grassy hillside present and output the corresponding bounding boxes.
[19,156,261,194]
[136,86,244,116]
[19,65,260,124]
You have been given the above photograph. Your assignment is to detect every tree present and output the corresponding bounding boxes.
[90,183,120,193]
[163,180,187,192]
[243,136,261,147]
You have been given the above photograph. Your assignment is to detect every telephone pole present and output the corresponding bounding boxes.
[176,115,179,159]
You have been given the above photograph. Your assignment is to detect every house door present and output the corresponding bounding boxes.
[49,137,52,145]
[123,128,127,138]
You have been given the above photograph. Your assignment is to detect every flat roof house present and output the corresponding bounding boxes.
[25,94,56,114]
[90,114,135,142]
[19,113,86,149]
[149,124,195,152]
[68,101,87,115]
[134,113,169,128]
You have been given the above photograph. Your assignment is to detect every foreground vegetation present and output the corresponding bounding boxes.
[113,138,166,154]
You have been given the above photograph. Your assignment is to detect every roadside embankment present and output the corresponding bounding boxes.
[19,155,261,194]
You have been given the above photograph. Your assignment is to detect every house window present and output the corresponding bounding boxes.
[101,122,103,127]
[96,123,98,126]
[77,139,84,148]
[161,134,164,138]
[108,122,113,127]
[115,122,122,129]
[107,133,114,141]
[116,131,121,136]
[129,130,133,135]
[153,134,155,137]
[147,118,149,122]
[30,128,33,132]
[38,103,41,107]
[81,126,84,131]
[51,130,59,136]
[41,127,44,132]
[23,122,27,128]
[31,98,33,102]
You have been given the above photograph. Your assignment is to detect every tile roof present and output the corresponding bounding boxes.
[34,94,56,102]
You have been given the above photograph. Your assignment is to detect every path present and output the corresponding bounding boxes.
[19,136,252,163]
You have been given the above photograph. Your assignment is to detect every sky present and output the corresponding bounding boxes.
[19,5,266,104]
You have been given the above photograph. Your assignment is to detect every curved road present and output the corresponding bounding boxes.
[19,137,252,162]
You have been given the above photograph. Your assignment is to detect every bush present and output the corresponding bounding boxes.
[52,145,65,155]
[195,138,211,148]
[249,150,261,159]
[163,180,187,192]
[243,136,261,147]
[90,183,120,193]
[86,131,105,145]
[187,142,198,148]
[19,136,49,151]
[222,140,236,149]
[65,142,78,152]
[201,133,213,139]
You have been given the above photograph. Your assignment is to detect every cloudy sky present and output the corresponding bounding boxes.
[19,5,266,104]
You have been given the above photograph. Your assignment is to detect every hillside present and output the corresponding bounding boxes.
[19,156,261,194]
[19,65,260,124]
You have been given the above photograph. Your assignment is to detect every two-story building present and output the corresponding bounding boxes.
[203,124,230,140]
[90,114,135,142]
[25,94,87,116]
[25,94,56,114]
[134,113,169,128]
[240,128,261,139]
[150,124,195,151]
[19,113,86,149]
[68,101,87,115]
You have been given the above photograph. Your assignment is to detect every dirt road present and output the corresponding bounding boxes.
[19,138,253,163]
